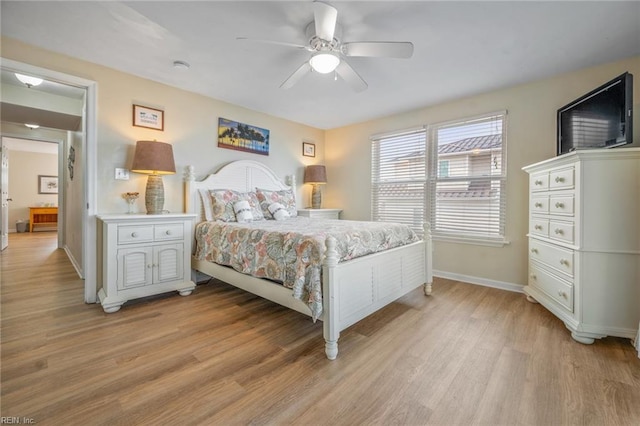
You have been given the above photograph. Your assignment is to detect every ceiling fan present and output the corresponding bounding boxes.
[237,1,414,92]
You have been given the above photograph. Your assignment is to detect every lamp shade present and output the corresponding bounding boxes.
[131,140,176,175]
[304,165,327,184]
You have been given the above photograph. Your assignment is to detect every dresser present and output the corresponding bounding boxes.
[29,206,58,232]
[297,208,342,219]
[523,148,639,344]
[97,214,197,313]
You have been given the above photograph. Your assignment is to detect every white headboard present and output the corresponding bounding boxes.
[184,160,295,223]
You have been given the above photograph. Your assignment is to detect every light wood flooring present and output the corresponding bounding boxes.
[1,232,639,425]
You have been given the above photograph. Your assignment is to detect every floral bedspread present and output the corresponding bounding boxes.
[194,217,419,320]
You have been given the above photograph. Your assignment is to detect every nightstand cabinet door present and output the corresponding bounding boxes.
[117,247,153,289]
[98,214,197,313]
[155,244,183,284]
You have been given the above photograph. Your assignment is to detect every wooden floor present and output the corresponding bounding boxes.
[1,233,639,425]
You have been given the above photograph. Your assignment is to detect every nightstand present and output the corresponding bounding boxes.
[297,208,342,220]
[97,213,197,313]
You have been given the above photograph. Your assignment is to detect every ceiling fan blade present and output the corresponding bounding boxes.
[335,60,368,92]
[314,1,338,41]
[280,62,312,89]
[343,42,414,58]
[236,37,310,50]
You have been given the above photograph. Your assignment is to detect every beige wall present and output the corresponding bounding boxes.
[6,148,58,231]
[0,37,325,217]
[325,55,640,288]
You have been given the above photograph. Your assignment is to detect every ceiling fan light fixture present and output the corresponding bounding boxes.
[15,73,43,88]
[25,123,40,129]
[309,53,340,74]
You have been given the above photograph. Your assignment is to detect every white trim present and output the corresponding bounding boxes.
[370,125,426,141]
[434,269,524,293]
[433,235,510,248]
[1,58,98,303]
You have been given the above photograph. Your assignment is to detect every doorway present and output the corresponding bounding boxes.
[0,58,98,303]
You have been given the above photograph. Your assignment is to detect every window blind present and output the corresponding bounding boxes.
[427,112,507,242]
[371,129,427,236]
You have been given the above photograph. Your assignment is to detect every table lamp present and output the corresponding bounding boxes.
[304,165,327,209]
[131,140,176,214]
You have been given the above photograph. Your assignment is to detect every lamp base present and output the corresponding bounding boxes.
[311,184,322,209]
[145,174,165,214]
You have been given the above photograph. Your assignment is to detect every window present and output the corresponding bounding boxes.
[427,111,507,244]
[371,128,427,236]
[370,111,507,244]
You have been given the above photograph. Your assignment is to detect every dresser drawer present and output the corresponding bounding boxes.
[118,225,154,244]
[529,239,574,278]
[529,263,574,312]
[154,223,184,241]
[549,220,574,244]
[530,218,549,237]
[531,195,549,214]
[530,172,549,192]
[549,167,574,190]
[549,195,574,216]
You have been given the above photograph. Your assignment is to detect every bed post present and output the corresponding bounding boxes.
[423,222,433,296]
[323,236,340,360]
[184,165,195,214]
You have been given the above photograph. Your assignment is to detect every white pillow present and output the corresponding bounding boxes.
[199,188,214,221]
[268,202,290,221]
[233,200,253,223]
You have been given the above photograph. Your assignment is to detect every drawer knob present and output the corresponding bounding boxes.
[530,273,537,280]
[131,232,138,238]
[534,202,543,208]
[555,202,564,209]
[534,180,543,185]
[559,259,569,266]
[534,225,542,230]
[530,248,538,254]
[555,176,565,183]
[165,230,172,235]
[557,290,567,298]
[554,228,564,235]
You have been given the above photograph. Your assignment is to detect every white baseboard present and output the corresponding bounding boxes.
[64,245,84,279]
[433,269,524,293]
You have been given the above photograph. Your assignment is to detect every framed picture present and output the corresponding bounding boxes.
[302,141,315,157]
[38,175,58,194]
[218,117,270,156]
[133,104,164,131]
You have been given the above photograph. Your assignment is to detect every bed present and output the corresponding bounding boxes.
[185,160,432,359]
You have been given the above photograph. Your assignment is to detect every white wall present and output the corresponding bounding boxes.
[5,148,58,231]
[325,55,640,289]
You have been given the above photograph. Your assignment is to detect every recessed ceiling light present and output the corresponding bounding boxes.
[15,73,44,88]
[173,60,190,70]
[25,123,40,129]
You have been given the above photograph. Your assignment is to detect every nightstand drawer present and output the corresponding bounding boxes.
[531,196,549,214]
[154,223,184,241]
[118,225,154,244]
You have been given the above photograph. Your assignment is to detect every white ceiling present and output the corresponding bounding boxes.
[2,1,639,129]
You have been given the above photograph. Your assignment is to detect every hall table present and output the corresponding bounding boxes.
[29,206,58,232]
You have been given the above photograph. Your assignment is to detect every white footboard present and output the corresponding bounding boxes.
[322,223,432,360]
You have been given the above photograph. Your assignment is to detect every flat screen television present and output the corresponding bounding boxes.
[557,72,633,155]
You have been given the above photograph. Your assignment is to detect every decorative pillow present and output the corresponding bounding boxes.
[268,202,290,221]
[256,188,297,219]
[199,189,214,221]
[209,190,265,222]
[233,200,253,223]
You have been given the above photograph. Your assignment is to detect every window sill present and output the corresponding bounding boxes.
[432,234,510,248]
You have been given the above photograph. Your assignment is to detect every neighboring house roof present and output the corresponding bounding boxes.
[439,134,502,155]
[391,134,502,161]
